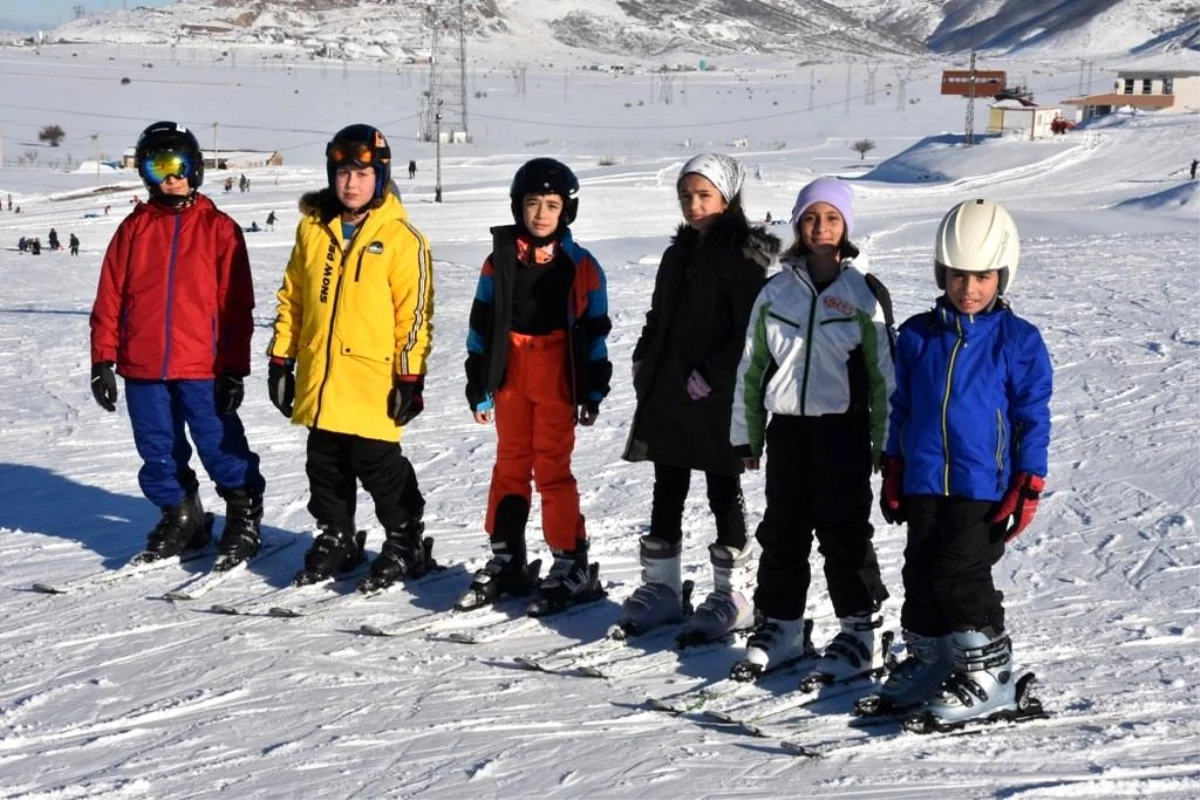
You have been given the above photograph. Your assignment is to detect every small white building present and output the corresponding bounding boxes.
[987,98,1063,140]
[1063,53,1200,122]
[121,148,284,170]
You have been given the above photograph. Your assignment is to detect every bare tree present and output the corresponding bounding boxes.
[851,138,876,160]
[38,124,66,147]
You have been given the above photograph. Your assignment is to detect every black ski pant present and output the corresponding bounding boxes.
[649,462,747,550]
[900,495,1007,637]
[752,414,888,621]
[306,429,424,533]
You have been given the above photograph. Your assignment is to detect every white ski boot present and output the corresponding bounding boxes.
[615,536,686,637]
[799,613,883,692]
[678,543,755,647]
[731,617,815,682]
[907,630,1029,731]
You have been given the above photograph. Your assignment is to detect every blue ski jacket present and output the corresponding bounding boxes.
[885,297,1052,502]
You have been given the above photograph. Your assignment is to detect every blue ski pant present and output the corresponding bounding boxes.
[124,379,264,508]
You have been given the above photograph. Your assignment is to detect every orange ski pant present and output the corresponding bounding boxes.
[485,330,586,551]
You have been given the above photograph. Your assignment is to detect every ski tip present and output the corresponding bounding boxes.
[359,624,387,636]
[781,741,823,758]
[163,591,193,601]
[268,607,300,618]
[576,665,607,679]
[32,582,67,595]
[513,656,544,671]
[209,604,239,615]
[445,631,478,645]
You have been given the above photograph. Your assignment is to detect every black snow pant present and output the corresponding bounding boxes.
[752,413,888,621]
[900,495,1008,637]
[306,428,424,533]
[649,462,747,550]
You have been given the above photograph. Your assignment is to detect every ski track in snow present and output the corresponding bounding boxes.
[0,48,1197,799]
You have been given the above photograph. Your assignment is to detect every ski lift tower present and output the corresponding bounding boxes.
[421,0,469,144]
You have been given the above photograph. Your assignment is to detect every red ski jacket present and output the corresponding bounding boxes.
[90,194,255,380]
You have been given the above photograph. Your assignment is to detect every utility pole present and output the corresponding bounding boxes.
[965,51,977,147]
[91,133,100,184]
[434,100,443,203]
[212,122,219,170]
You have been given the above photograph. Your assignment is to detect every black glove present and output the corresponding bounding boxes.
[90,361,117,412]
[214,371,244,416]
[267,358,295,418]
[388,376,424,426]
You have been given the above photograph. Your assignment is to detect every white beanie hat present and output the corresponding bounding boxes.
[678,153,745,203]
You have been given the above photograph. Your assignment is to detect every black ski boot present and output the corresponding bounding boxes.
[527,539,605,618]
[133,489,212,564]
[293,525,365,586]
[455,540,538,611]
[358,518,436,593]
[214,488,262,572]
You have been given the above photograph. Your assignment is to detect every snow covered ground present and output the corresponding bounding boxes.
[0,45,1198,798]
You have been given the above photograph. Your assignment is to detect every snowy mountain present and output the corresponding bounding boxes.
[0,41,1198,798]
[47,0,1200,61]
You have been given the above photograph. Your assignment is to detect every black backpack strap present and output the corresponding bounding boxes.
[863,272,896,356]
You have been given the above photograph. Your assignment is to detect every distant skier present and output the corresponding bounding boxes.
[876,199,1052,729]
[458,158,611,617]
[265,210,277,231]
[267,123,434,590]
[47,228,60,251]
[408,159,417,179]
[29,237,40,255]
[69,233,79,256]
[1190,159,1197,180]
[89,121,265,570]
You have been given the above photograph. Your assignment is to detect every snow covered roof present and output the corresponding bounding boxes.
[1113,52,1200,76]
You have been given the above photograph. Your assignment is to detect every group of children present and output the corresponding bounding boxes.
[89,119,1051,729]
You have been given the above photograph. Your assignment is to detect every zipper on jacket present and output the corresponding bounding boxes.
[799,283,819,416]
[994,409,1007,491]
[313,232,351,428]
[160,214,183,379]
[939,313,965,495]
[354,250,366,282]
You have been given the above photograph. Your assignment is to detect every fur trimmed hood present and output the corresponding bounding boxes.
[670,208,782,268]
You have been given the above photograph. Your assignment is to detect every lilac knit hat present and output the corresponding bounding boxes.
[789,177,854,237]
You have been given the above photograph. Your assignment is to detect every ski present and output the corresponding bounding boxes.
[208,561,370,617]
[644,645,821,718]
[266,563,452,618]
[33,515,218,595]
[432,585,611,645]
[162,534,297,601]
[357,601,520,638]
[700,670,885,738]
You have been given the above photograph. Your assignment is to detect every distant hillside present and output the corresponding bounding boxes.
[44,0,1200,61]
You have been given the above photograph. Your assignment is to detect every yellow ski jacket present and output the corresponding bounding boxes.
[269,189,434,442]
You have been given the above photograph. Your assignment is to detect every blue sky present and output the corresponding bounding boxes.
[0,0,174,30]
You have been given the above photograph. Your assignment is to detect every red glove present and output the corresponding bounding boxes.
[991,472,1045,542]
[879,455,905,524]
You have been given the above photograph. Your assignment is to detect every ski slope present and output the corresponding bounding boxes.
[0,46,1198,799]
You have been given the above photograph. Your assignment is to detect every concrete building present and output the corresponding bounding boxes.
[1063,53,1200,122]
[987,98,1064,140]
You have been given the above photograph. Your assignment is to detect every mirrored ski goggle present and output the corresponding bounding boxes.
[326,141,381,167]
[141,151,193,184]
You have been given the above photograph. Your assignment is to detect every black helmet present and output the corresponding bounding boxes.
[135,121,204,202]
[510,158,579,230]
[326,123,392,203]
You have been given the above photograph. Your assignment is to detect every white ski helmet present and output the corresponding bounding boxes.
[934,199,1020,294]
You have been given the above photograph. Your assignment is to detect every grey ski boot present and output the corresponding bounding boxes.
[615,536,686,637]
[678,543,755,647]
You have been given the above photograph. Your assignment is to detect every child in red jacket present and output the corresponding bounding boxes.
[89,121,265,569]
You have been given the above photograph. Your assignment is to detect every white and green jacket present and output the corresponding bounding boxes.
[732,253,895,461]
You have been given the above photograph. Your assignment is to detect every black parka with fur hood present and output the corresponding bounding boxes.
[623,207,780,474]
